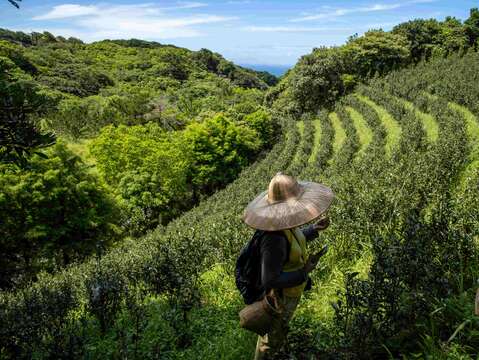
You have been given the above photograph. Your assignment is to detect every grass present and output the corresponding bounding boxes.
[329,112,346,159]
[180,264,257,360]
[309,118,322,164]
[345,106,373,156]
[81,265,256,360]
[356,94,401,157]
[399,98,439,143]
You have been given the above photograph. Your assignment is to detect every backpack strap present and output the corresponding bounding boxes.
[283,229,307,264]
[283,229,294,264]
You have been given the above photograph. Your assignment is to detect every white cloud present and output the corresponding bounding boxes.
[291,4,400,22]
[32,3,235,40]
[34,2,210,20]
[290,0,436,22]
[33,4,98,20]
[169,2,208,10]
[243,26,351,33]
[366,4,402,11]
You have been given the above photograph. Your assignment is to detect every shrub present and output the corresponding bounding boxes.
[90,123,190,233]
[37,63,114,97]
[0,40,37,74]
[242,109,275,146]
[182,113,261,195]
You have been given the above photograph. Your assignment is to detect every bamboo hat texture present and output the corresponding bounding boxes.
[243,173,334,231]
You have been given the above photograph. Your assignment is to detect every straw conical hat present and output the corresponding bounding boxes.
[243,173,334,231]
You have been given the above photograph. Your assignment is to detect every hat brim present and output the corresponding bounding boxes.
[242,181,334,231]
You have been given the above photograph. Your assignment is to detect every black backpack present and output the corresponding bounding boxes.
[235,230,265,305]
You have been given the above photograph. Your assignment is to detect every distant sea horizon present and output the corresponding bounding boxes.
[241,64,291,77]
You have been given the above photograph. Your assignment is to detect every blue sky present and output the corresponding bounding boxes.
[0,0,476,65]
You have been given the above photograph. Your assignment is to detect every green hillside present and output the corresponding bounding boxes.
[2,50,479,359]
[0,29,278,288]
[2,8,479,360]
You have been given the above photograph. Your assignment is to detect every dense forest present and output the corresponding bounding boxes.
[0,28,277,287]
[1,5,479,360]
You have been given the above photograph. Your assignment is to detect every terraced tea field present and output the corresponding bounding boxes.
[2,52,479,359]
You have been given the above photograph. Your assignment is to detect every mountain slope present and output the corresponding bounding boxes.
[2,51,479,359]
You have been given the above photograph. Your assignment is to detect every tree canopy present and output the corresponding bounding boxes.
[0,52,55,168]
[270,9,479,114]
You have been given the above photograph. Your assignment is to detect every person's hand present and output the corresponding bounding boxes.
[313,216,330,231]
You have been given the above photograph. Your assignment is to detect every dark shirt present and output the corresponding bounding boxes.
[260,225,319,291]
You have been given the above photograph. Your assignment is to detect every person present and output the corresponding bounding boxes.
[242,172,334,360]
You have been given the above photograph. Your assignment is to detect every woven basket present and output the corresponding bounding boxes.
[239,293,282,336]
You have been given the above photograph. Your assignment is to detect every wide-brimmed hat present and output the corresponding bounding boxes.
[243,173,334,231]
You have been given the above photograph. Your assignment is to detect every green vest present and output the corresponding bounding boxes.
[282,228,308,297]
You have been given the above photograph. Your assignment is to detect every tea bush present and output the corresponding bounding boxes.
[330,54,478,358]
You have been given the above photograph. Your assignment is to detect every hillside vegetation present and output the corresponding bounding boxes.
[268,10,479,115]
[1,8,479,360]
[0,30,277,287]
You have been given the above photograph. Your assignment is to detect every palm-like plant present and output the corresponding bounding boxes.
[7,0,21,8]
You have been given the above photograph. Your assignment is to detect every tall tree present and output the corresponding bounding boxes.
[0,56,56,168]
[344,30,411,78]
[465,8,479,47]
[392,19,442,62]
[437,16,469,54]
